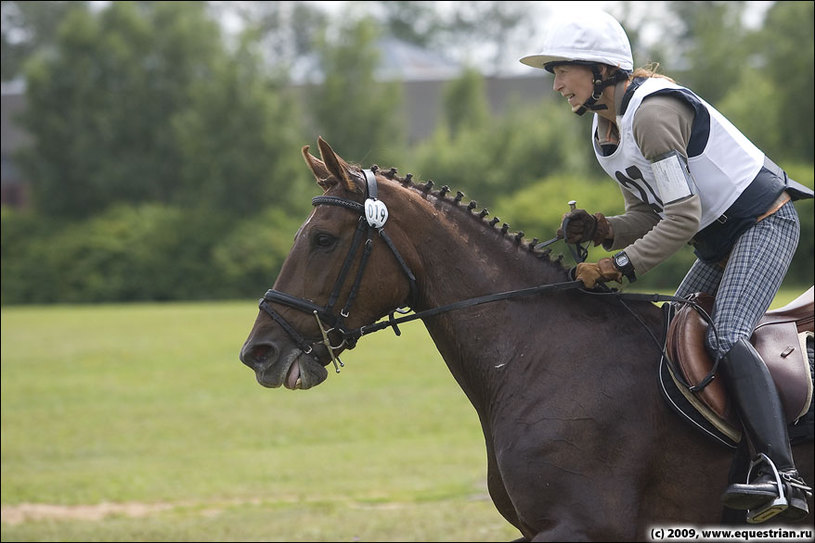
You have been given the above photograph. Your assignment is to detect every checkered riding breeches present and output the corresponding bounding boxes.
[674,201,801,358]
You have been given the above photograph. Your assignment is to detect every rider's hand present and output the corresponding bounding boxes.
[575,258,622,289]
[557,209,611,246]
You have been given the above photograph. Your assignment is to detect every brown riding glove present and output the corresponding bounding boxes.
[575,258,622,289]
[557,209,611,246]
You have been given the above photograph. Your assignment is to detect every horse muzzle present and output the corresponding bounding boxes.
[240,337,330,390]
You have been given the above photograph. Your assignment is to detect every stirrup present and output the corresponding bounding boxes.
[745,454,788,523]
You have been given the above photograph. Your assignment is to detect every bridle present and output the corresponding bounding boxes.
[259,168,418,372]
[257,168,722,392]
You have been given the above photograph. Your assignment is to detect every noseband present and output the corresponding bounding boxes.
[259,169,418,372]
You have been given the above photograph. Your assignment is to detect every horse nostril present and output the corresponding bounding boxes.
[240,342,279,370]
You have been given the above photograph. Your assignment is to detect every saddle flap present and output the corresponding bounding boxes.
[752,323,813,421]
[666,293,732,422]
[667,291,813,426]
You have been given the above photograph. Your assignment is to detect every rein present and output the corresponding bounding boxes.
[259,170,721,392]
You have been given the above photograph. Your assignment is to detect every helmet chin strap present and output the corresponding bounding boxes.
[574,65,627,116]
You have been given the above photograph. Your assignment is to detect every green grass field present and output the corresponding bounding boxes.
[1,300,519,542]
[0,287,808,541]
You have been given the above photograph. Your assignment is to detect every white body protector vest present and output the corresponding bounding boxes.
[592,78,765,231]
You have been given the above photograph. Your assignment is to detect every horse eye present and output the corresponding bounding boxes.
[313,233,336,249]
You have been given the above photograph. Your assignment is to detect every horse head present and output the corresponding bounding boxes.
[240,137,417,390]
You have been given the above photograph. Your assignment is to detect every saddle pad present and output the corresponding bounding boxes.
[659,353,740,448]
[659,333,815,449]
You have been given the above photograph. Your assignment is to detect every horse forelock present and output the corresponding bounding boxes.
[372,165,570,275]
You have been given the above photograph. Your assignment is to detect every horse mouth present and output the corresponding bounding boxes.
[284,360,303,389]
[255,350,328,391]
[283,356,310,390]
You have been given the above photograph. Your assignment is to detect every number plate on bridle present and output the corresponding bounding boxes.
[364,198,388,228]
[362,169,388,228]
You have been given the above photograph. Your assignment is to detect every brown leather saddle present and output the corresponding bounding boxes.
[665,287,814,443]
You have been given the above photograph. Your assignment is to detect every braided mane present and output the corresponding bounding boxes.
[371,164,569,272]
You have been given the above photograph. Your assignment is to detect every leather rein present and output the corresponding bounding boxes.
[258,169,720,390]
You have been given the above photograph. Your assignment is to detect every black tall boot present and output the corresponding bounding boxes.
[719,338,812,523]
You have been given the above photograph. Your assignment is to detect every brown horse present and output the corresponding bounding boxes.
[240,137,814,541]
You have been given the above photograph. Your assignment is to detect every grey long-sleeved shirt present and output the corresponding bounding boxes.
[594,79,703,275]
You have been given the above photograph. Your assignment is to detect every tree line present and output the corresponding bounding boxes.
[1,1,812,304]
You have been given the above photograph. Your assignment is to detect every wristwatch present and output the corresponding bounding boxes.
[612,251,636,282]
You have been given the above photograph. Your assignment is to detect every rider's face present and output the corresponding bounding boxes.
[551,64,595,114]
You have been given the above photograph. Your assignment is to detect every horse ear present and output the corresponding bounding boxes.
[301,145,335,191]
[317,136,358,193]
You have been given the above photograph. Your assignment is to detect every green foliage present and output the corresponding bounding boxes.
[657,1,813,164]
[210,206,308,298]
[0,197,317,304]
[308,15,405,167]
[18,2,213,217]
[0,207,62,305]
[378,0,533,73]
[224,1,329,73]
[717,70,781,158]
[380,0,444,48]
[171,42,307,215]
[666,1,748,106]
[758,1,815,163]
[495,173,626,244]
[1,1,89,81]
[410,95,592,207]
[1,204,230,304]
[441,66,490,136]
[17,1,306,219]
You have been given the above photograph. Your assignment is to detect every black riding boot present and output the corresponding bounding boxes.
[719,339,812,523]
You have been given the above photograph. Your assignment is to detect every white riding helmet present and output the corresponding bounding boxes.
[519,10,633,73]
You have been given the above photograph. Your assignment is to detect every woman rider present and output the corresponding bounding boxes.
[519,9,813,523]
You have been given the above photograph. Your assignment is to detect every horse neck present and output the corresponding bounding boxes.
[381,178,569,309]
[380,177,574,396]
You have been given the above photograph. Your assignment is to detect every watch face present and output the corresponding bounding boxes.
[616,253,629,266]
